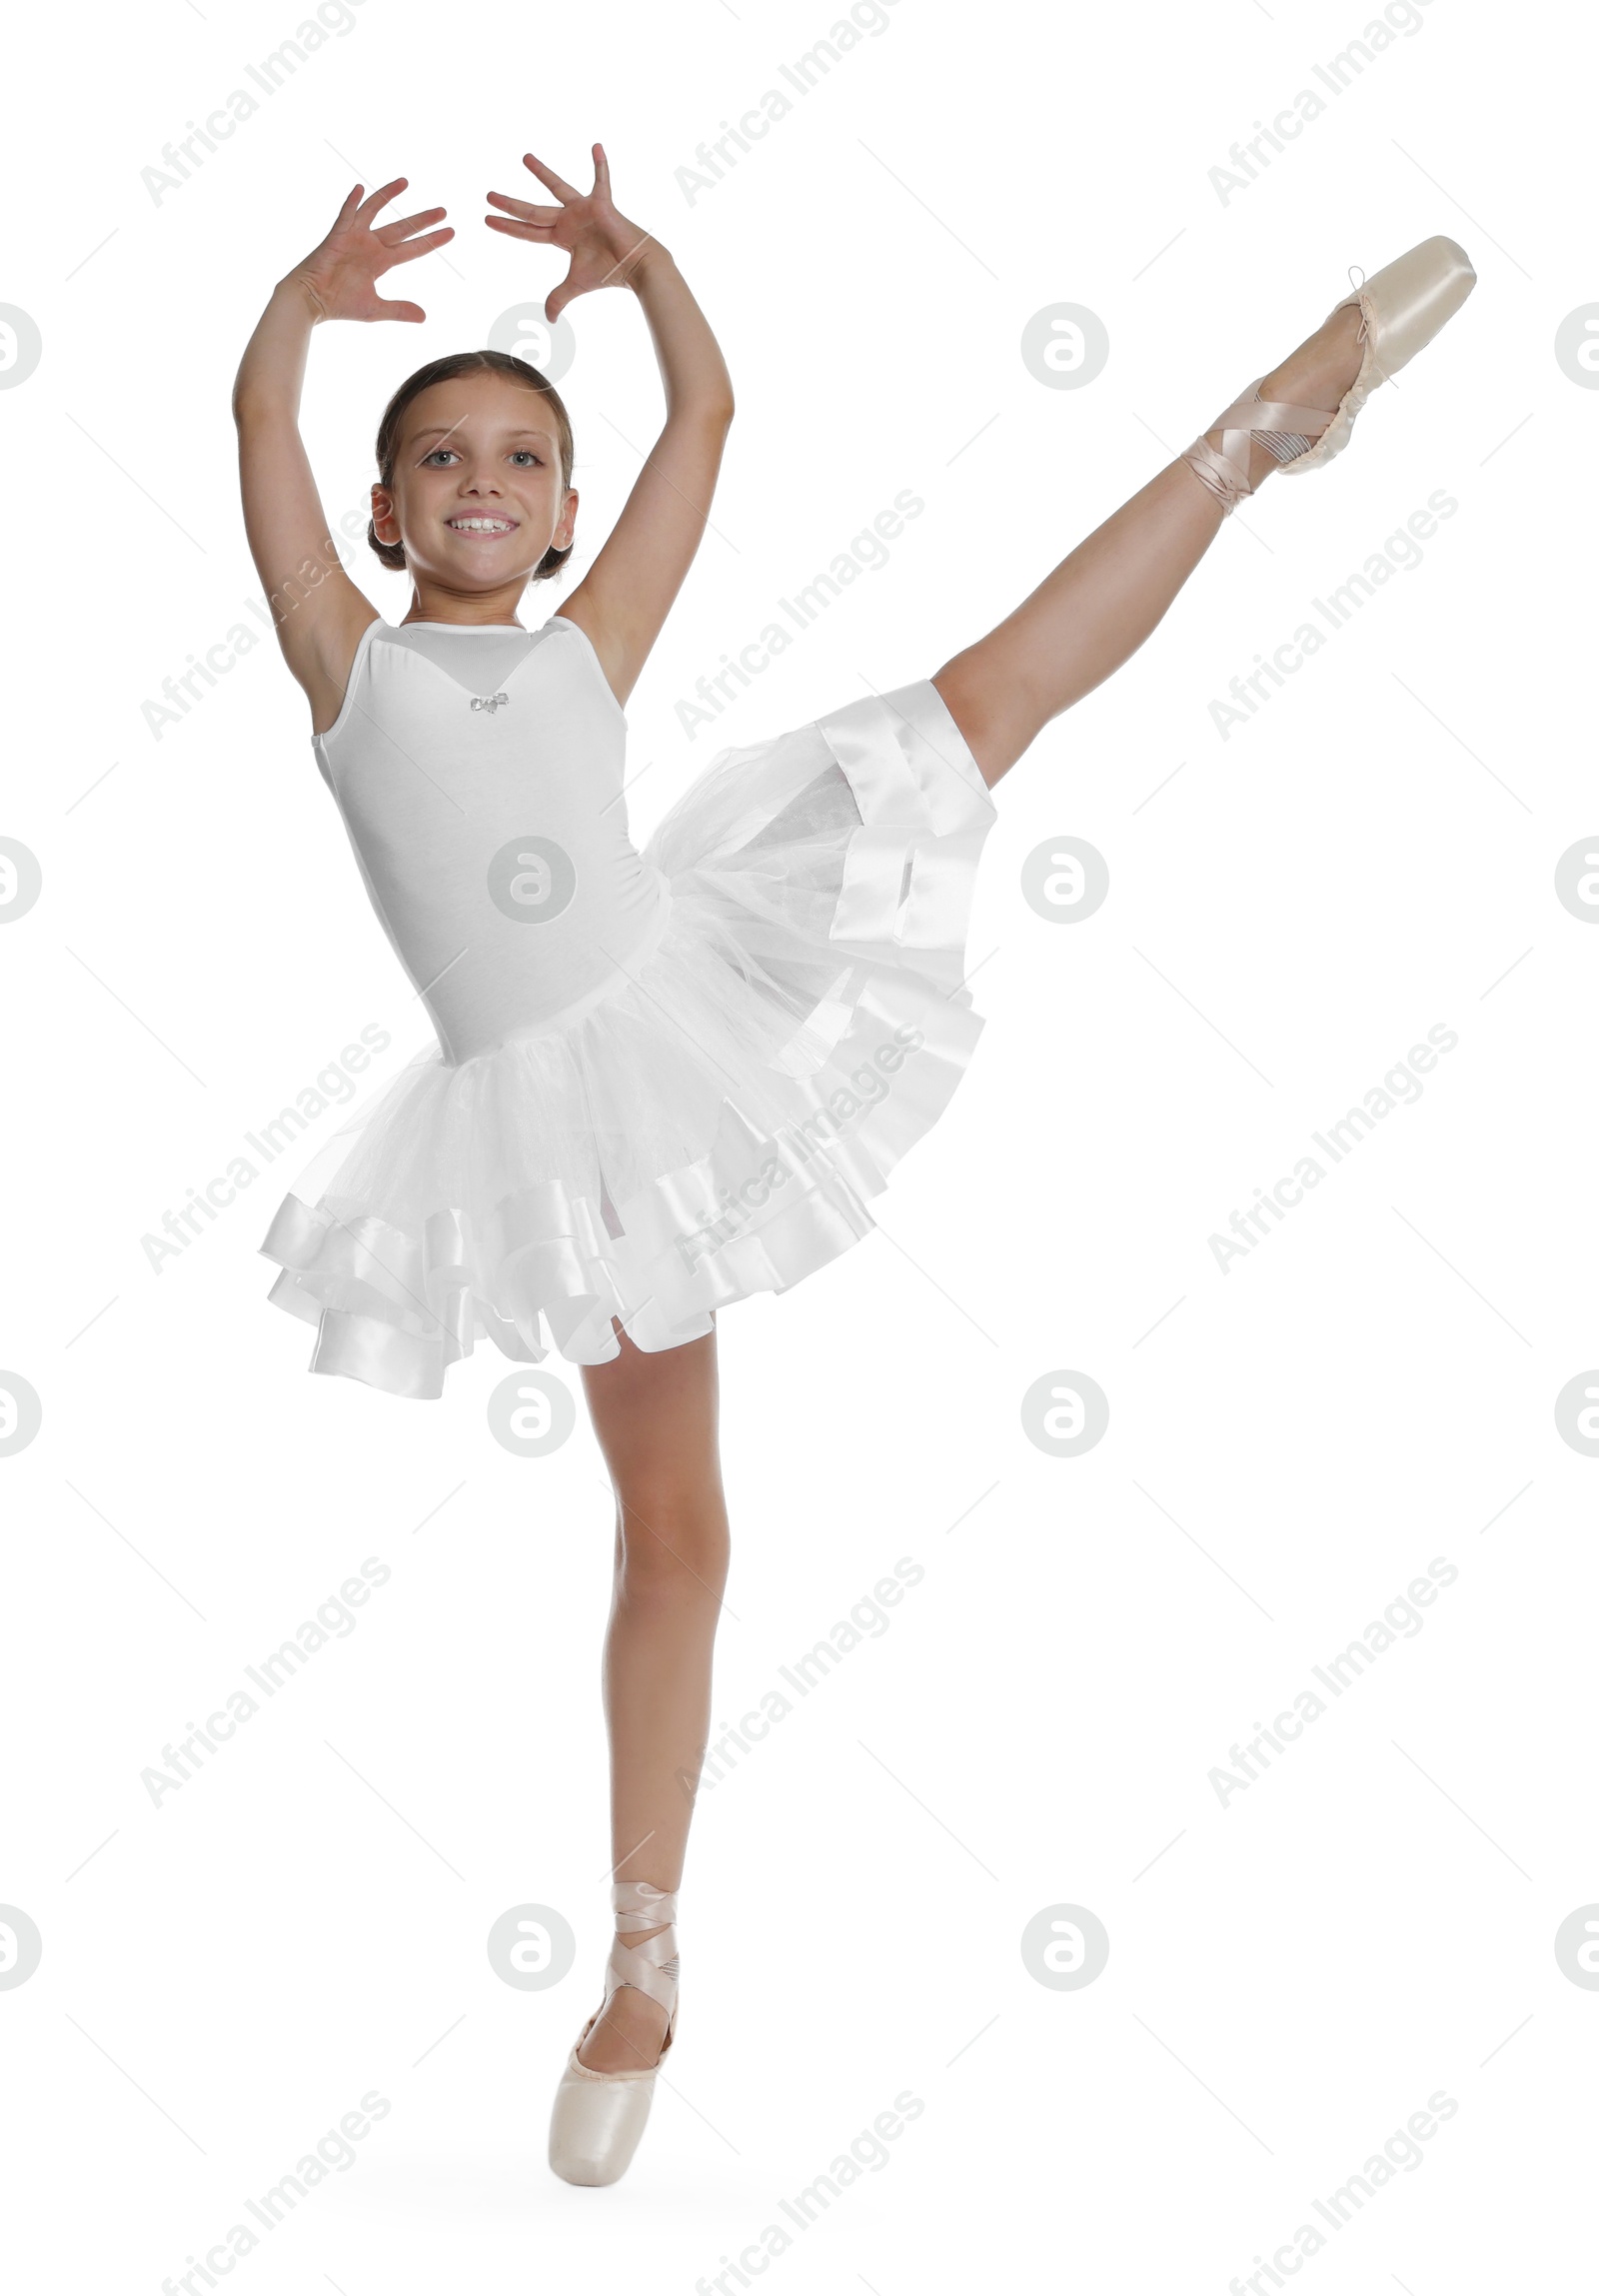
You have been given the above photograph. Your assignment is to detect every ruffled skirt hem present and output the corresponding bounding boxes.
[258,679,996,1398]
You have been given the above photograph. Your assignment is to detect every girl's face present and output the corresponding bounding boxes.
[372,371,576,601]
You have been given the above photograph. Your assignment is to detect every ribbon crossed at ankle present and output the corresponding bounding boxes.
[606,1879,680,2016]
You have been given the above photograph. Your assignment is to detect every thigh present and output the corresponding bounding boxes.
[580,1315,724,1502]
[930,654,1039,791]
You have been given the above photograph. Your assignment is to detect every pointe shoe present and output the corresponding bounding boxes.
[1181,234,1476,513]
[1277,234,1476,474]
[548,1879,679,2187]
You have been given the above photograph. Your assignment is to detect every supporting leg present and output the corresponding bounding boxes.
[932,303,1365,787]
[576,1316,730,2073]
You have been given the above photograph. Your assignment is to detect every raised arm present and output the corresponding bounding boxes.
[486,146,734,705]
[231,181,454,736]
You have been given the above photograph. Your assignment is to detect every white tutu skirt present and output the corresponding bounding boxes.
[260,681,997,1397]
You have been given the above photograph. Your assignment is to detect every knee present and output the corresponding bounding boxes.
[613,1480,730,1602]
[930,656,1037,786]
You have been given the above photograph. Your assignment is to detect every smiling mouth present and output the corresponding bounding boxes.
[447,517,518,536]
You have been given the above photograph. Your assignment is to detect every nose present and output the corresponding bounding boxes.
[452,453,506,493]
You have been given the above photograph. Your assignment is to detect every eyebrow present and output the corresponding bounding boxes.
[409,425,556,446]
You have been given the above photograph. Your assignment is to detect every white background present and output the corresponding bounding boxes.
[3,0,1595,2287]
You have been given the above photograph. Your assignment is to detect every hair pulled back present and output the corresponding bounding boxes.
[366,350,575,581]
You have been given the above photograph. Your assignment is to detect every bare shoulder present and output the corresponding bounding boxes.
[550,586,632,710]
[274,574,383,738]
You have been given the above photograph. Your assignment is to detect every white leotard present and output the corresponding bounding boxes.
[313,615,673,1063]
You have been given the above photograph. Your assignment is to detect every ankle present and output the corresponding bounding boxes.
[1187,301,1366,511]
[1203,420,1291,494]
[1258,302,1365,429]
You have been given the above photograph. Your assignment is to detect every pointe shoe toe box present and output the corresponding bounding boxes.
[548,1879,680,2187]
[1347,233,1477,368]
[1280,233,1476,476]
[548,2046,661,2186]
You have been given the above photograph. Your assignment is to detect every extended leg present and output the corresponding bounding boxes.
[576,1316,730,2073]
[932,304,1365,787]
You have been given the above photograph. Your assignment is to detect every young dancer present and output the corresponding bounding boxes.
[231,149,1473,2184]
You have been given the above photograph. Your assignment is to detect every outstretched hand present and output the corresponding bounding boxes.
[485,145,656,321]
[293,179,454,324]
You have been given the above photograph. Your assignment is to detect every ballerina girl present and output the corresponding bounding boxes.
[231,146,1473,2184]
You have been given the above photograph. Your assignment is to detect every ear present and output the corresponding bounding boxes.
[554,485,579,549]
[371,483,399,545]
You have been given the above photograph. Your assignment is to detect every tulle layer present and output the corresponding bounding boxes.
[259,681,997,1397]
